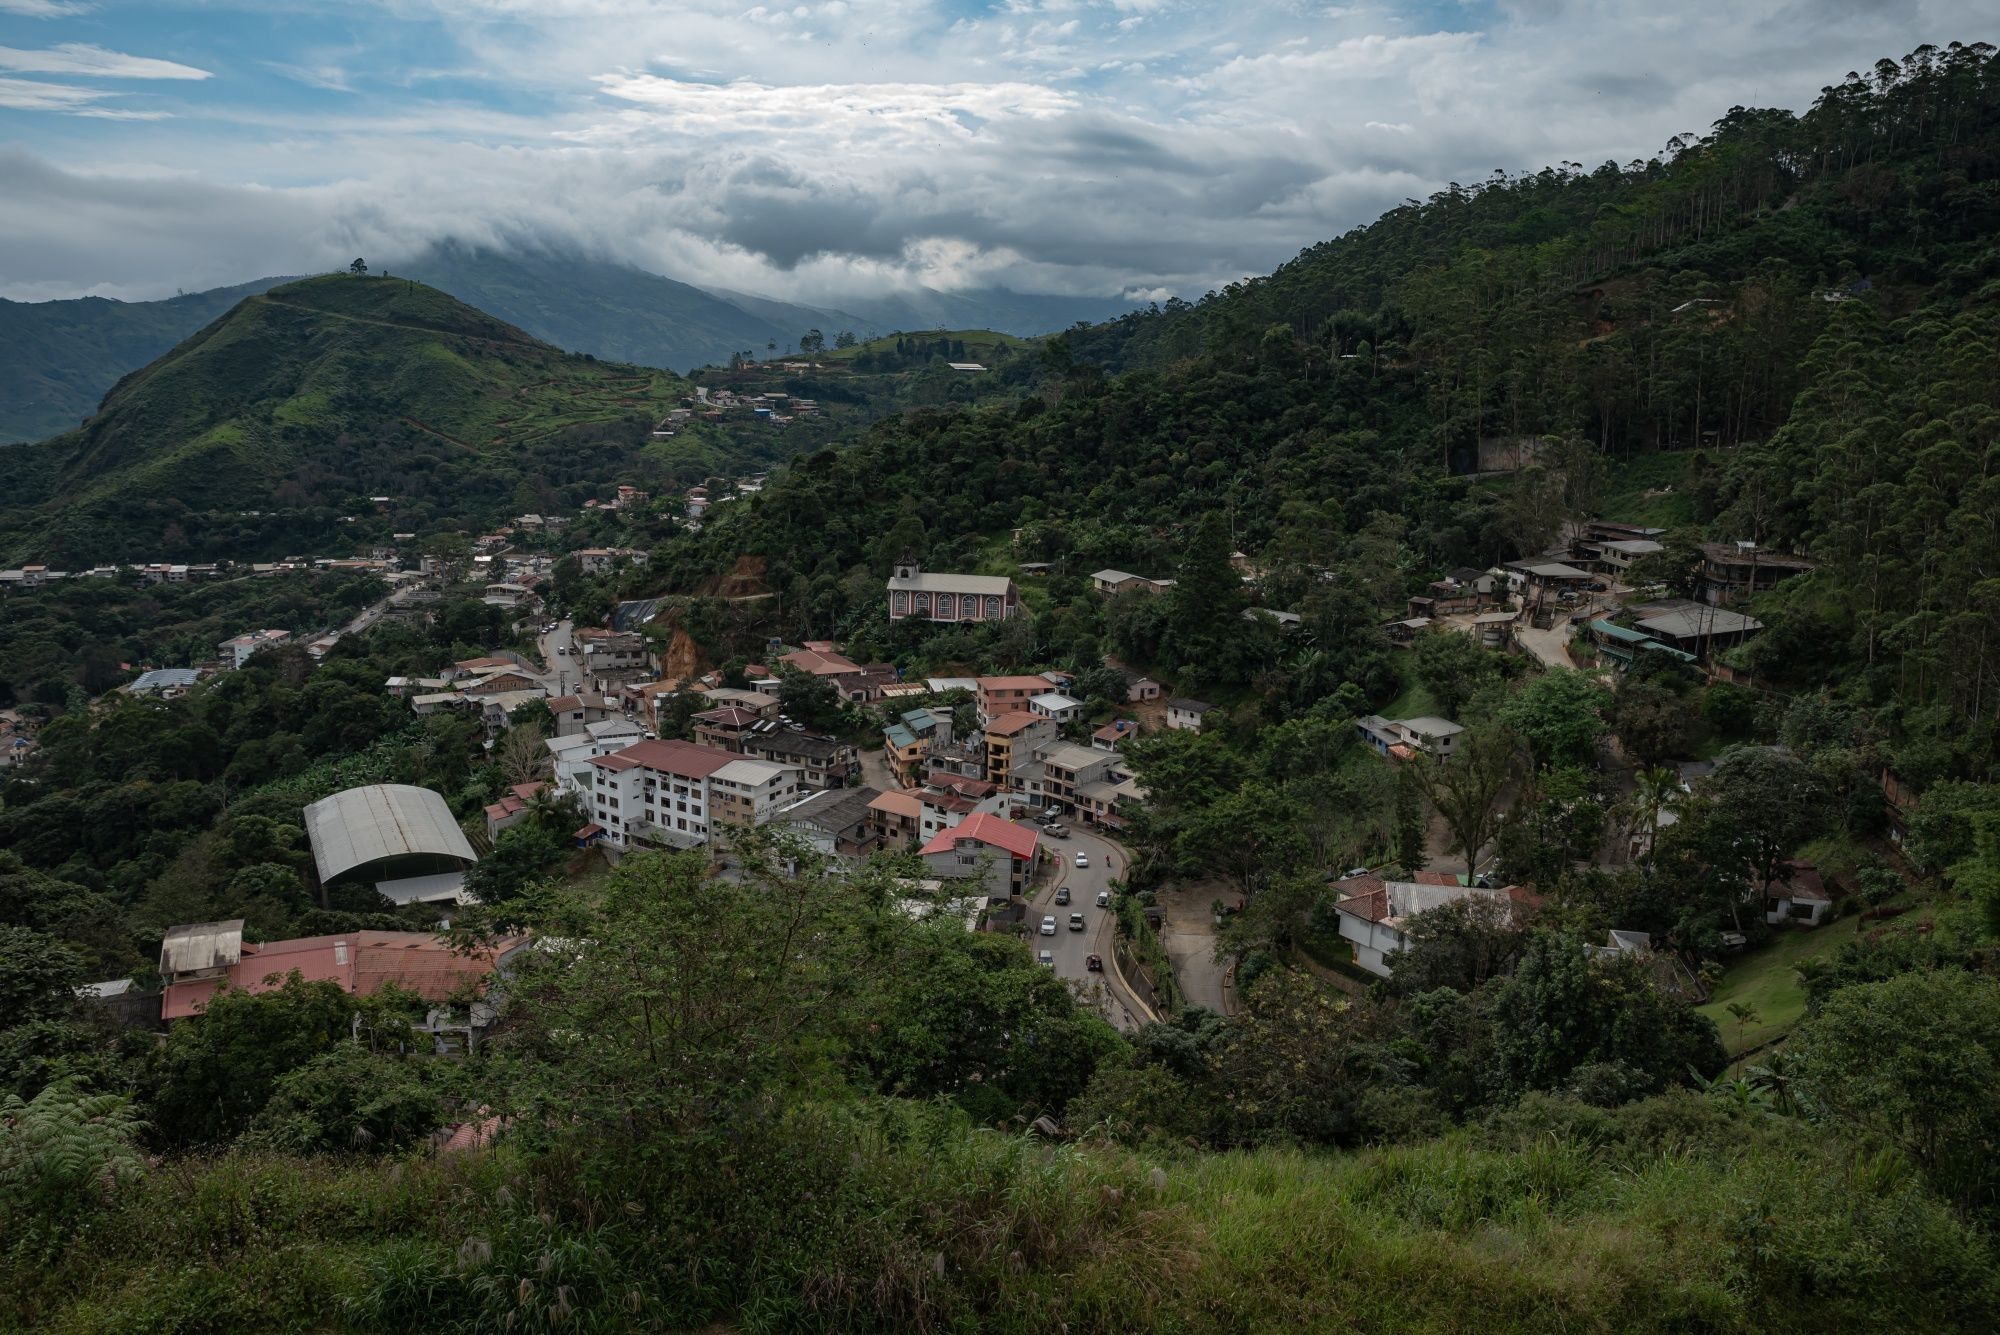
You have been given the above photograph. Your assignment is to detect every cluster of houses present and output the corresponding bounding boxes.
[680,388,819,430]
[1333,518,1834,972]
[1,553,407,591]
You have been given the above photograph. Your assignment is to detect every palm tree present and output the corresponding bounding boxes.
[1623,766,1680,868]
[1725,1000,1761,1052]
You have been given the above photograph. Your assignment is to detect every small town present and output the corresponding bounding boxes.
[4,21,1999,1331]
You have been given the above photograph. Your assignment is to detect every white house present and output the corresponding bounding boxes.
[1761,860,1833,928]
[218,629,291,669]
[1356,714,1463,759]
[1332,873,1541,976]
[1028,692,1083,725]
[1165,697,1213,732]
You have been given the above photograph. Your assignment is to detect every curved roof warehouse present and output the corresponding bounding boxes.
[304,783,478,904]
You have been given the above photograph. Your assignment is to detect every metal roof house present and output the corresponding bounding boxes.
[303,784,479,906]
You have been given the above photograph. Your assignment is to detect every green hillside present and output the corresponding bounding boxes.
[2,274,688,564]
[815,327,1032,365]
[394,245,841,373]
[0,278,288,444]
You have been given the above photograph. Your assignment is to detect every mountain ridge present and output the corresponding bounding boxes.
[0,250,1138,443]
[2,274,690,564]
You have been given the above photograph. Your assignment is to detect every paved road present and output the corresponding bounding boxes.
[534,619,576,693]
[1023,826,1152,1031]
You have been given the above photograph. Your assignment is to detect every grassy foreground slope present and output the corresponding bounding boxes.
[9,1093,1988,1334]
[3,275,686,565]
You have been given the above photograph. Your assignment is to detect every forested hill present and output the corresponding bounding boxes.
[1068,41,2000,455]
[0,278,289,445]
[0,275,688,565]
[651,40,2000,783]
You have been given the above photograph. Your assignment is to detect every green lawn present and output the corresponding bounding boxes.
[1697,921,1852,1056]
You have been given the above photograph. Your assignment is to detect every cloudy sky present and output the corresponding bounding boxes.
[0,0,1993,303]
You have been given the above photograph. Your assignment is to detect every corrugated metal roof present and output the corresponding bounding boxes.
[160,919,244,975]
[304,784,477,883]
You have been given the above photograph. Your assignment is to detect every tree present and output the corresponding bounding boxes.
[1789,969,2000,1214]
[799,328,826,355]
[1948,813,2000,937]
[1496,669,1609,769]
[1205,970,1415,1147]
[833,330,857,349]
[0,926,84,1031]
[1410,725,1520,876]
[421,533,474,588]
[1162,513,1240,676]
[463,822,567,904]
[1179,783,1311,900]
[1704,745,1832,892]
[496,723,552,787]
[1384,895,1532,995]
[247,1045,444,1153]
[1610,676,1695,766]
[1394,767,1427,874]
[775,666,842,731]
[148,974,362,1145]
[1621,766,1681,868]
[1482,931,1724,1097]
[1412,630,1503,719]
[348,257,367,275]
[495,844,886,1145]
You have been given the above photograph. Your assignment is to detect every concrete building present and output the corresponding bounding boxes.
[577,738,804,851]
[218,629,291,669]
[886,561,1019,624]
[920,812,1040,902]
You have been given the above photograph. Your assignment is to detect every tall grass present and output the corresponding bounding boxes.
[7,1094,1994,1333]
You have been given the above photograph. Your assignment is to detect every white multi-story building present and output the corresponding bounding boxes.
[578,738,804,851]
[218,628,291,669]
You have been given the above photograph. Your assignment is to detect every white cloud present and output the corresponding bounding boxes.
[0,75,110,110]
[0,43,212,80]
[4,0,1999,304]
[0,0,94,16]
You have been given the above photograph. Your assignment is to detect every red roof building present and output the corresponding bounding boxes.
[160,927,523,1021]
[920,812,1041,900]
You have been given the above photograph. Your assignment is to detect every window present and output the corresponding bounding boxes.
[333,943,348,965]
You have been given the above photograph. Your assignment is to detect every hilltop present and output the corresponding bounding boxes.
[1,274,688,564]
[0,252,1135,442]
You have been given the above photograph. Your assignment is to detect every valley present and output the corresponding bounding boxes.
[6,35,2000,1335]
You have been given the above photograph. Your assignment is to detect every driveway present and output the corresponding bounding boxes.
[1023,826,1151,1031]
[1513,620,1575,670]
[1156,882,1234,1015]
[857,743,901,795]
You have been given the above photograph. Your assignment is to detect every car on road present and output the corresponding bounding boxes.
[1054,887,1070,905]
[1096,890,1111,907]
[1068,913,1085,932]
[1075,853,1089,868]
[1040,915,1057,936]
[1038,950,1055,968]
[1045,823,1069,838]
[1085,953,1103,972]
